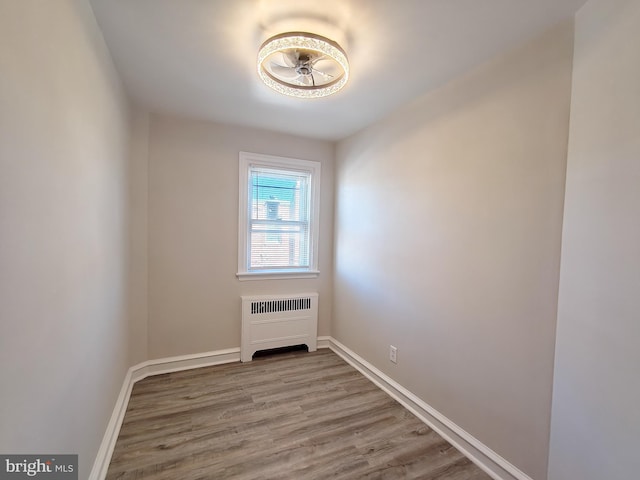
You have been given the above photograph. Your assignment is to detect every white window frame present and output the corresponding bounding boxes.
[237,152,321,281]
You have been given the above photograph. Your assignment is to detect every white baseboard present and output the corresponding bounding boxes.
[91,338,531,480]
[130,347,241,383]
[326,337,533,480]
[88,347,240,480]
[317,335,331,349]
[88,368,135,480]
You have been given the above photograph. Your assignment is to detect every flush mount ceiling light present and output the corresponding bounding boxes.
[257,32,349,99]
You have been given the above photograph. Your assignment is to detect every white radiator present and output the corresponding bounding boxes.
[241,293,318,362]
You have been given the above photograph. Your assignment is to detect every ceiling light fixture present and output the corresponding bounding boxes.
[257,32,349,99]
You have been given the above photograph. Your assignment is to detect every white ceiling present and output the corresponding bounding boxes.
[89,0,586,141]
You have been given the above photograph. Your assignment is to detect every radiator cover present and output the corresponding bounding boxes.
[241,293,318,362]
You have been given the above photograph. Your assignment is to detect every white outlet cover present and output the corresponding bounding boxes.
[390,345,398,363]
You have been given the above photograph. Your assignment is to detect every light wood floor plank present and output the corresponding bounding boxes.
[107,349,491,479]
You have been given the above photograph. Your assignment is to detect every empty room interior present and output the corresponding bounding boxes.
[1,0,639,479]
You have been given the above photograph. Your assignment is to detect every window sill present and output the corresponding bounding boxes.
[236,270,320,281]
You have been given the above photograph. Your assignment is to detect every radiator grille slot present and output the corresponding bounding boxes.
[250,297,311,315]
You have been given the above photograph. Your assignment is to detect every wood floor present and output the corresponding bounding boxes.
[107,349,492,480]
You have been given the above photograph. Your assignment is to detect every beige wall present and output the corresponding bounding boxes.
[147,115,334,359]
[0,1,131,478]
[127,109,149,365]
[334,23,574,479]
[548,1,640,479]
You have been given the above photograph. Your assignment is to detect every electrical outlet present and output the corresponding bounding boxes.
[389,345,398,364]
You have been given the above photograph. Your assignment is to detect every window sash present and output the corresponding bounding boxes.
[247,166,311,271]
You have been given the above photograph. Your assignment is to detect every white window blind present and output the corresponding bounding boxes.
[238,152,320,279]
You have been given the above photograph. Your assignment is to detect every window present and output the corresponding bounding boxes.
[237,152,321,280]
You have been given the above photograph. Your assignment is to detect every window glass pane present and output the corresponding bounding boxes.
[250,228,309,269]
[250,168,309,222]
